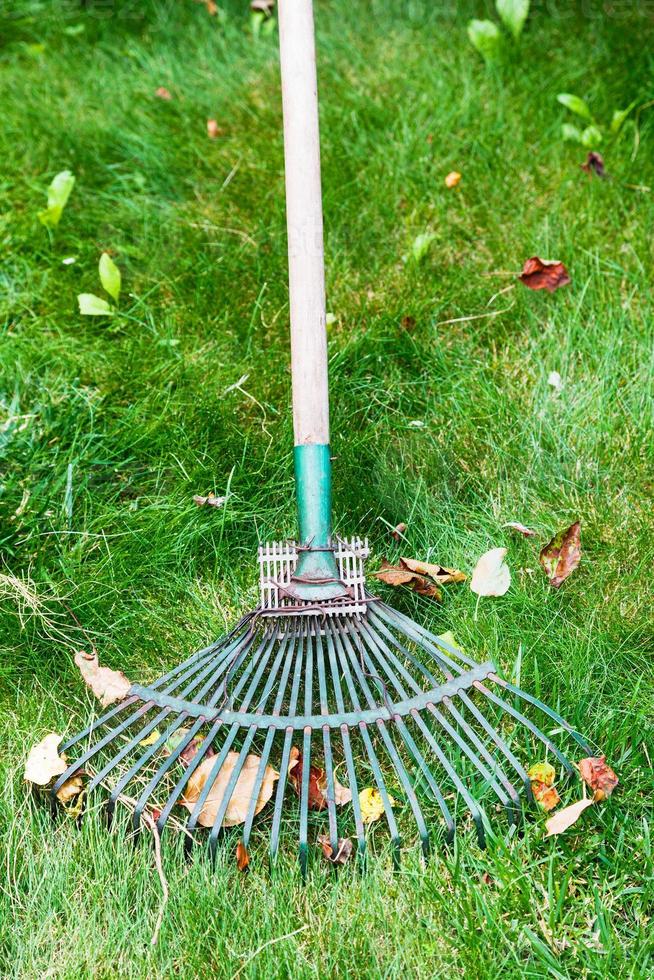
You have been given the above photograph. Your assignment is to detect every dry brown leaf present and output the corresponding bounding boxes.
[251,0,274,12]
[181,751,278,828]
[236,841,250,871]
[519,257,571,292]
[400,316,416,331]
[445,171,462,188]
[532,780,561,811]
[391,522,407,541]
[55,774,85,806]
[288,747,351,809]
[24,733,66,786]
[154,86,172,101]
[74,650,131,707]
[206,119,222,139]
[545,797,594,836]
[504,521,536,537]
[577,756,618,801]
[539,522,581,588]
[317,835,353,865]
[581,152,606,178]
[400,557,466,584]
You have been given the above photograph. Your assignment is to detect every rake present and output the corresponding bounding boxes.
[52,0,595,873]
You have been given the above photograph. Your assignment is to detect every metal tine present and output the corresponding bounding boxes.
[206,626,298,863]
[183,625,283,847]
[54,623,256,795]
[372,602,474,674]
[357,620,508,837]
[323,622,366,863]
[298,620,315,878]
[158,628,276,837]
[354,618,455,843]
[368,609,531,800]
[362,617,521,820]
[241,629,298,852]
[72,626,259,801]
[489,675,596,756]
[331,621,409,865]
[270,620,306,864]
[379,602,580,773]
[59,697,140,754]
[339,621,433,856]
[315,618,339,857]
[130,629,260,828]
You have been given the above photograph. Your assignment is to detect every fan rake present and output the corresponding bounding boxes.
[50,0,596,873]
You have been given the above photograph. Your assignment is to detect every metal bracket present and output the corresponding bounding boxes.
[258,536,369,619]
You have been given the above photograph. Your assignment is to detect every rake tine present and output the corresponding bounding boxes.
[324,624,366,863]
[242,631,297,851]
[184,627,282,846]
[332,622,406,865]
[355,619,455,843]
[297,620,316,877]
[315,620,339,857]
[207,626,295,862]
[359,616,516,826]
[490,675,596,756]
[270,621,305,865]
[60,697,139,753]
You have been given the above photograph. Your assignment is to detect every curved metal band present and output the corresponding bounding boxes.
[129,660,495,731]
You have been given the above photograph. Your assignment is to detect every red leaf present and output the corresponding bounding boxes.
[519,257,571,292]
[577,756,618,801]
[581,152,606,179]
[288,748,351,809]
[539,521,581,587]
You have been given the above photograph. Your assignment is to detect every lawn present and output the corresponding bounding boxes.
[1,0,653,977]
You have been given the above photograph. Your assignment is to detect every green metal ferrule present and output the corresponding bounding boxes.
[288,443,347,602]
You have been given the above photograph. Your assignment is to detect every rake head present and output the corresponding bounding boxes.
[52,539,594,873]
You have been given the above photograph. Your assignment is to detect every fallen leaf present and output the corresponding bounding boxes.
[163,728,216,768]
[206,0,218,13]
[391,522,407,541]
[372,560,442,600]
[38,170,75,228]
[545,797,594,837]
[317,835,353,865]
[155,86,172,100]
[400,316,416,331]
[580,151,606,178]
[206,119,222,139]
[445,171,462,188]
[55,773,85,806]
[288,748,351,809]
[539,522,581,588]
[577,756,618,801]
[359,787,396,824]
[470,547,511,597]
[528,761,556,787]
[236,841,250,871]
[519,257,571,292]
[251,0,274,11]
[400,557,466,585]
[436,630,463,651]
[140,729,161,747]
[504,522,536,537]
[481,871,493,885]
[193,493,227,508]
[181,751,279,828]
[74,650,131,707]
[548,370,562,390]
[77,293,113,316]
[532,781,561,811]
[24,733,66,785]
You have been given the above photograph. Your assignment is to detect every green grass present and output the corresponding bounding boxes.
[1,1,653,977]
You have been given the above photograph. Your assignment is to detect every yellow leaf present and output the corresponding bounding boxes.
[527,762,556,787]
[140,729,161,747]
[359,787,396,825]
[24,734,67,786]
[181,751,279,828]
